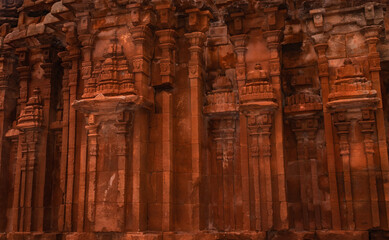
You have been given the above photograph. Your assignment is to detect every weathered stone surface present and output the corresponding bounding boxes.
[1,0,389,239]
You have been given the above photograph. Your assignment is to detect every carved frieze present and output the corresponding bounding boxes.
[204,74,238,115]
[328,59,379,110]
[239,64,277,110]
[17,88,43,130]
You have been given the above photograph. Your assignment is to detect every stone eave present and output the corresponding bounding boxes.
[72,93,152,115]
[326,97,379,110]
[4,23,57,47]
[239,101,278,112]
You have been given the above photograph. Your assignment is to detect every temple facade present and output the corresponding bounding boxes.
[1,0,389,239]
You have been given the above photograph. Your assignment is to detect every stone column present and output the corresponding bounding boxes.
[363,25,389,226]
[290,117,321,230]
[13,89,43,232]
[11,48,30,232]
[0,51,17,231]
[77,32,93,232]
[66,35,79,233]
[230,34,251,230]
[85,115,98,231]
[210,117,237,230]
[334,112,355,230]
[313,37,341,229]
[57,50,70,231]
[36,45,56,232]
[129,25,153,231]
[183,8,212,230]
[115,112,131,231]
[263,30,288,229]
[294,127,310,230]
[258,113,274,230]
[155,16,176,229]
[160,91,173,231]
[183,9,211,230]
[185,30,206,230]
[307,124,322,230]
[246,113,261,230]
[359,109,380,227]
[245,110,275,231]
[60,22,80,231]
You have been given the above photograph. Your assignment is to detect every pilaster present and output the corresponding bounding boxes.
[359,109,380,228]
[35,45,57,232]
[129,24,153,232]
[62,22,80,232]
[185,29,206,231]
[0,45,17,232]
[312,36,342,230]
[204,74,238,230]
[363,25,389,227]
[263,29,288,229]
[240,63,277,231]
[155,4,177,230]
[230,33,250,230]
[334,113,355,230]
[13,89,43,232]
[184,8,211,230]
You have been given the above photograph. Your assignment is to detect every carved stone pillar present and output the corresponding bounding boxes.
[11,47,29,232]
[129,24,153,232]
[204,74,238,231]
[230,33,251,230]
[240,64,277,231]
[185,21,208,229]
[60,22,80,231]
[289,117,322,230]
[363,25,389,226]
[155,5,176,229]
[245,111,275,231]
[209,117,237,230]
[307,126,322,230]
[0,49,17,231]
[312,35,342,229]
[13,89,43,232]
[263,30,288,229]
[334,112,355,230]
[328,57,380,229]
[258,112,274,230]
[85,115,98,231]
[115,112,131,225]
[57,50,70,231]
[34,45,58,232]
[247,113,261,230]
[359,109,380,228]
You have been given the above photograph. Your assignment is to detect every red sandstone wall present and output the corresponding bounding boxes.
[0,0,389,240]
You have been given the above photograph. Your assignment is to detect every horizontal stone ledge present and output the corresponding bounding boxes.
[1,230,383,240]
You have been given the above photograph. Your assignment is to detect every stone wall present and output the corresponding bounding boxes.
[0,0,389,239]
